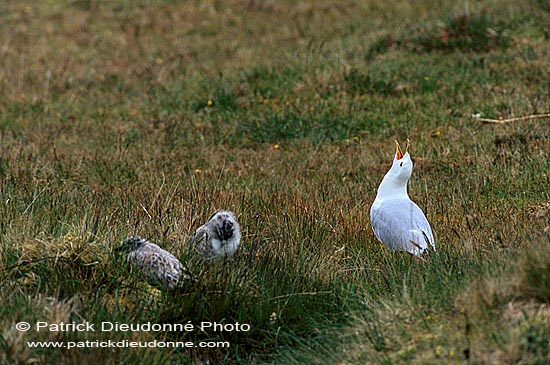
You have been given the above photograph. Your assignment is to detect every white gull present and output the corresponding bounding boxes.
[370,140,435,256]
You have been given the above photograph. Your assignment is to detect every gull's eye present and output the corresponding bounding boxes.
[400,162,403,167]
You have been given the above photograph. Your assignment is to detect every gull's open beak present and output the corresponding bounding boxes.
[405,138,410,154]
[395,139,404,160]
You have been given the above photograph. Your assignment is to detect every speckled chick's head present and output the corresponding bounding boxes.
[207,211,239,241]
[115,235,147,253]
[189,210,241,260]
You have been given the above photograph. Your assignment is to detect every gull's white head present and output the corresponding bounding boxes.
[377,139,413,197]
[390,139,413,183]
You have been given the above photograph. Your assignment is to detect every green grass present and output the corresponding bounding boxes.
[1,0,549,364]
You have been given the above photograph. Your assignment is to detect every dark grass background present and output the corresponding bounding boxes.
[0,0,549,364]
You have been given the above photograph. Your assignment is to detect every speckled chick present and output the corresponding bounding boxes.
[116,235,195,289]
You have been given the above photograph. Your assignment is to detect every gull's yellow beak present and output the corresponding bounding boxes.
[395,139,404,160]
[395,139,411,160]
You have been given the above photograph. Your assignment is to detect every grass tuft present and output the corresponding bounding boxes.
[367,10,509,59]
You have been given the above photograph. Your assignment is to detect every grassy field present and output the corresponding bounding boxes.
[1,0,549,364]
